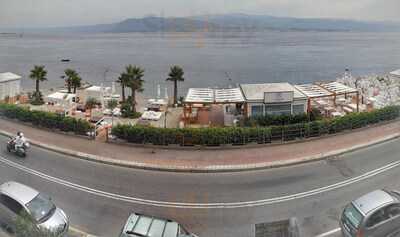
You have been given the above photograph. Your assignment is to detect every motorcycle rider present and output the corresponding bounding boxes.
[13,132,27,150]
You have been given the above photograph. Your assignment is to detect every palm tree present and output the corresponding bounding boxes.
[166,65,184,106]
[124,65,145,113]
[64,69,79,93]
[29,65,47,94]
[116,73,129,103]
[71,74,82,93]
[106,99,119,126]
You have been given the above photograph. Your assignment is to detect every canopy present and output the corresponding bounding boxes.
[318,82,358,94]
[0,72,21,83]
[47,92,75,101]
[184,88,245,104]
[294,84,332,98]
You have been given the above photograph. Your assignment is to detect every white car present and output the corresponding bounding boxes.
[0,181,69,236]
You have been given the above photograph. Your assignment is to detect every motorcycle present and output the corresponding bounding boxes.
[7,139,30,157]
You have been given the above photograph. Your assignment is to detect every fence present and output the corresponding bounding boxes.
[112,106,400,147]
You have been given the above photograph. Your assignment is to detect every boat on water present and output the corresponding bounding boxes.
[61,59,71,62]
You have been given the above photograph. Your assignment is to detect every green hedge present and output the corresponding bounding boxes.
[242,108,323,127]
[0,103,93,135]
[112,106,400,146]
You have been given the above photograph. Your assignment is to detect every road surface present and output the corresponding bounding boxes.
[1,135,400,237]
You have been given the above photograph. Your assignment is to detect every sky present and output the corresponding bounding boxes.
[1,0,400,28]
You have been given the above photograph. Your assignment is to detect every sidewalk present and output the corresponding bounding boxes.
[0,118,399,172]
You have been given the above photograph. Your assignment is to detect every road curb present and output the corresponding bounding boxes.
[1,130,399,173]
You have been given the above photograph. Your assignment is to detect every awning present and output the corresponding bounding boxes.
[318,82,358,94]
[294,84,332,98]
[184,88,245,104]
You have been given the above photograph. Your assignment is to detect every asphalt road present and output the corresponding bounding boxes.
[0,135,400,237]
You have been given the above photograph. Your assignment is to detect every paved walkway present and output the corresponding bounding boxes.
[0,118,399,171]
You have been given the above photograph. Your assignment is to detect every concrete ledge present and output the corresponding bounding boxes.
[1,129,399,173]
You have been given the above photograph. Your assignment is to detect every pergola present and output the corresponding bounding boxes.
[295,82,359,113]
[183,88,246,124]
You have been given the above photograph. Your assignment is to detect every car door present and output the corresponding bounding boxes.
[383,204,400,236]
[363,208,390,237]
[0,194,23,233]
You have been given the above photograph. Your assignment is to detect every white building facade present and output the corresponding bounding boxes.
[0,72,21,101]
[240,83,308,117]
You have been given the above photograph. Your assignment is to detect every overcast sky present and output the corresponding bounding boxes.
[1,0,400,28]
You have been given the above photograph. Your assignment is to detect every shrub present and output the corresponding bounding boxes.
[112,106,400,146]
[15,211,60,237]
[0,103,92,135]
[121,102,141,118]
[29,91,44,105]
[242,108,324,127]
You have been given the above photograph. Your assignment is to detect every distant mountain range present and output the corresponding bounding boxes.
[5,14,400,33]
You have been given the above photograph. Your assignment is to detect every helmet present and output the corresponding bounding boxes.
[19,133,24,137]
[17,131,22,136]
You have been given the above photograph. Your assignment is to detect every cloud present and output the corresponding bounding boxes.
[0,0,399,28]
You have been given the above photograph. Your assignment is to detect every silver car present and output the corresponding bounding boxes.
[340,189,400,237]
[0,181,69,236]
[119,213,198,237]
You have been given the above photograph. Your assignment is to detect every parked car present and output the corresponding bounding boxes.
[119,213,198,237]
[340,189,400,237]
[0,181,69,236]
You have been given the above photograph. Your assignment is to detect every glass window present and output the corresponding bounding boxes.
[265,104,291,115]
[26,194,56,223]
[0,194,23,215]
[386,204,400,218]
[343,204,363,229]
[293,104,305,114]
[366,209,387,228]
[251,105,264,116]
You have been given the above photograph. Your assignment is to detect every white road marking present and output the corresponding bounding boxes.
[315,228,341,237]
[1,155,400,209]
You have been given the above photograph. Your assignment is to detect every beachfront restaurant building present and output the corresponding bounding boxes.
[239,83,308,117]
[0,72,21,102]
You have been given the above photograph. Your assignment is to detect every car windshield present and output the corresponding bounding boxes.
[26,193,56,222]
[343,203,363,229]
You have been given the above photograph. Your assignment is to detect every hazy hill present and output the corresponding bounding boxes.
[4,14,400,33]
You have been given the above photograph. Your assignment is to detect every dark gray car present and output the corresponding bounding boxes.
[340,189,400,237]
[119,213,198,237]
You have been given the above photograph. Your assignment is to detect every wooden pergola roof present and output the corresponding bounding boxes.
[184,88,245,104]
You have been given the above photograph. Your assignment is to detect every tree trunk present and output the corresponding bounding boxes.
[131,89,136,113]
[67,82,72,94]
[121,85,126,102]
[174,80,178,105]
[73,86,77,94]
[36,80,40,93]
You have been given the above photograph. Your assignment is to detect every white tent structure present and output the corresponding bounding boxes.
[46,92,76,106]
[0,72,21,101]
